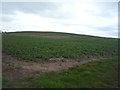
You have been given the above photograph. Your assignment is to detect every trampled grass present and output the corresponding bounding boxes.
[25,58,118,88]
[2,32,118,61]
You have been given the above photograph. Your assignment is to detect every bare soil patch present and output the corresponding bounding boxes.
[7,33,73,39]
[2,53,113,88]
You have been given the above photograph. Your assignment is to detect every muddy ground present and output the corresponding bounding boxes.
[2,53,113,88]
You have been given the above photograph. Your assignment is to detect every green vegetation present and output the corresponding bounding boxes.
[2,32,118,61]
[2,78,10,87]
[25,58,118,88]
[2,32,118,88]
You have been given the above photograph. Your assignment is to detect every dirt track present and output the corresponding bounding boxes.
[2,53,113,88]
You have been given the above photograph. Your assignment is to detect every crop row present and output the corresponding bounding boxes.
[2,34,118,61]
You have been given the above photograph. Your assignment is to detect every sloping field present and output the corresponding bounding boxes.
[2,31,118,61]
[2,31,119,88]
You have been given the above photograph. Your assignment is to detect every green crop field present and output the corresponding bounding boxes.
[2,31,118,61]
[2,31,119,88]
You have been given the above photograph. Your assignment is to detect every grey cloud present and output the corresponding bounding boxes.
[94,2,117,17]
[2,2,75,19]
[2,2,59,15]
[2,16,13,22]
[2,2,61,22]
[93,26,117,31]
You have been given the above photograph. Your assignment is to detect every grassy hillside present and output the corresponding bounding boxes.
[2,31,118,61]
[25,58,118,88]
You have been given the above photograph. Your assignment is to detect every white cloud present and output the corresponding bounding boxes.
[2,2,118,38]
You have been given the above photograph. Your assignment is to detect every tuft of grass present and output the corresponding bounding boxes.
[61,59,65,62]
[25,58,118,88]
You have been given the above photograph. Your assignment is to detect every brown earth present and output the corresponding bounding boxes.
[6,33,73,39]
[2,53,113,88]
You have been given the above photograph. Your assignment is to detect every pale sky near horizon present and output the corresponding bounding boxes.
[1,1,118,38]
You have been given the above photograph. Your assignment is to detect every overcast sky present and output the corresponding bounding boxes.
[1,1,118,38]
